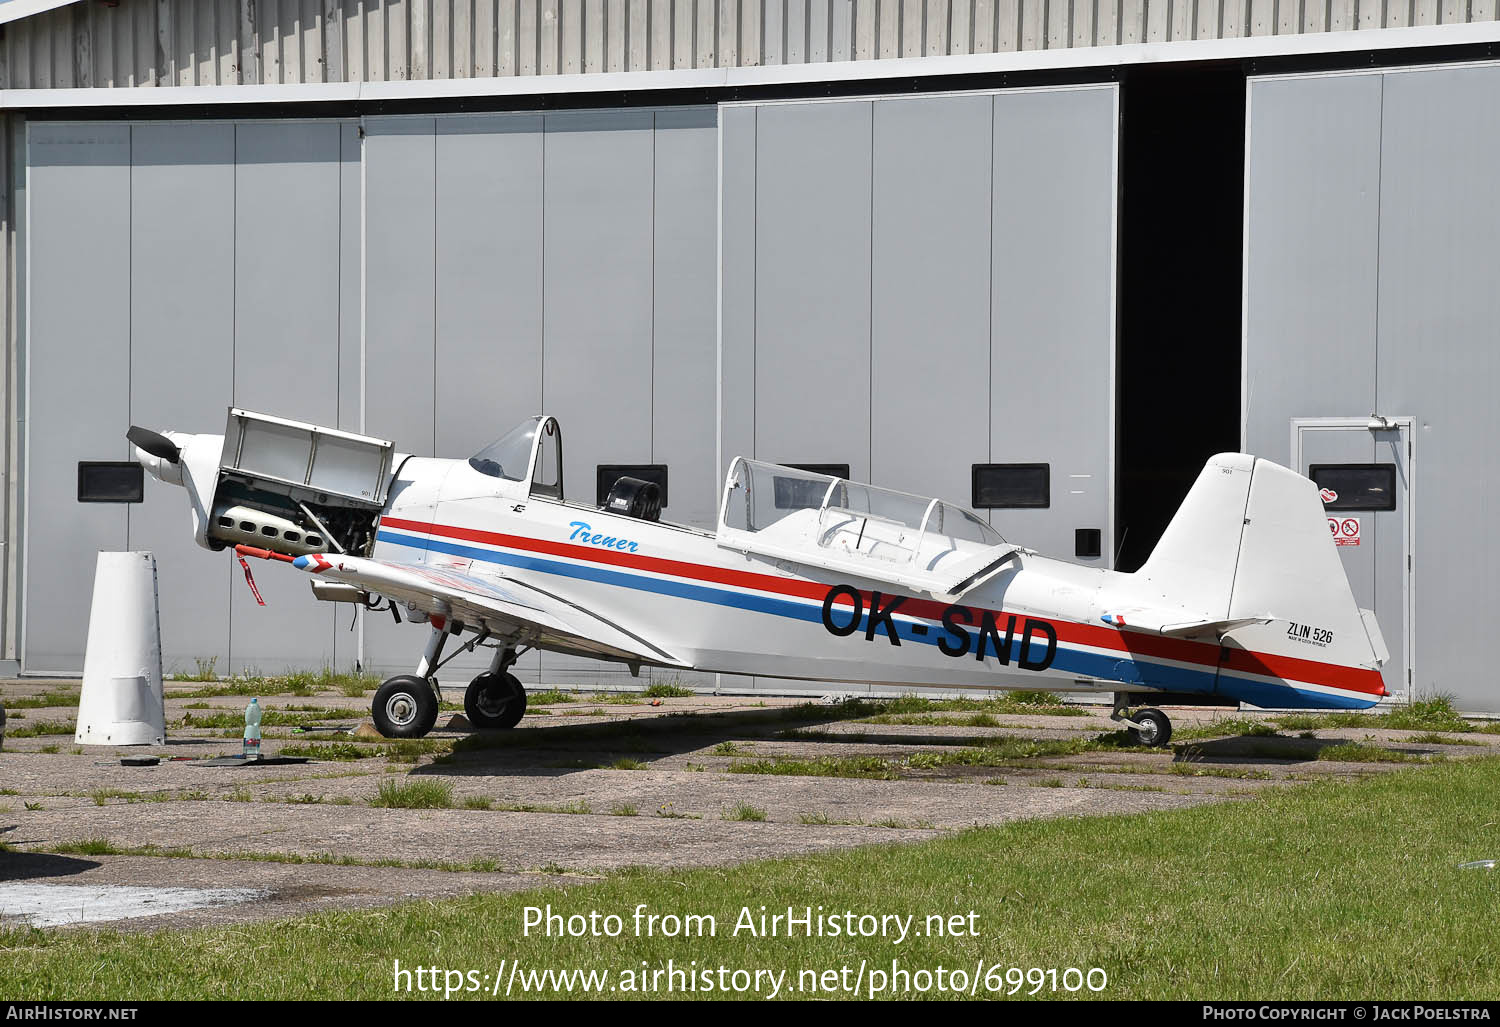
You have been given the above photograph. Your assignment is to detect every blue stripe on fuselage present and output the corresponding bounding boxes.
[374,528,1377,710]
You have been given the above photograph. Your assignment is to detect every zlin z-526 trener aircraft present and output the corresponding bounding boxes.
[126,409,1390,747]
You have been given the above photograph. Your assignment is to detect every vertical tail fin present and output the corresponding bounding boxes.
[1118,454,1386,691]
[1131,453,1256,624]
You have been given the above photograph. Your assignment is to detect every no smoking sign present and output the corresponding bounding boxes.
[1328,516,1361,547]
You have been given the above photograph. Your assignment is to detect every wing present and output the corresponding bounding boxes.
[292,551,686,668]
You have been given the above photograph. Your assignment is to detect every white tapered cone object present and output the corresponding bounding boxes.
[76,552,165,746]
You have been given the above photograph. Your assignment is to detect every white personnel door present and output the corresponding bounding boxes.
[1292,418,1414,703]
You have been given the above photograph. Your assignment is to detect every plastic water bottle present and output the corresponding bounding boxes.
[242,698,262,760]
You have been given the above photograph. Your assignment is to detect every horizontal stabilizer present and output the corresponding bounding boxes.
[1099,609,1275,638]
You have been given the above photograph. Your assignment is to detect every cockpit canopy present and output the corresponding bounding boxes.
[468,415,562,500]
[717,458,1019,598]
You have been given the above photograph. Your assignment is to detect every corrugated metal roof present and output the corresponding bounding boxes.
[0,0,1494,90]
[0,0,82,29]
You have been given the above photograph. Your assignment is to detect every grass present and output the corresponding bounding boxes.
[728,756,902,780]
[370,779,454,809]
[382,739,451,764]
[1380,696,1473,733]
[39,839,506,874]
[1273,695,1476,735]
[178,656,221,681]
[641,682,694,698]
[722,803,767,822]
[179,708,366,730]
[278,742,377,761]
[276,738,451,764]
[728,731,1144,782]
[910,734,1141,769]
[1408,732,1484,747]
[1168,762,1274,780]
[797,811,854,826]
[862,692,1088,719]
[579,693,655,706]
[8,758,1500,999]
[860,712,1004,727]
[46,837,116,856]
[1316,742,1432,764]
[1173,717,1281,740]
[173,667,381,700]
[177,679,287,699]
[494,797,607,814]
[3,689,78,710]
[5,720,74,738]
[87,789,157,806]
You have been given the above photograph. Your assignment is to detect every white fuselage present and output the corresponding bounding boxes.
[371,457,1383,710]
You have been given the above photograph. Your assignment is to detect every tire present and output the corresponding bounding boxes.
[464,672,527,730]
[1129,708,1173,748]
[372,675,440,738]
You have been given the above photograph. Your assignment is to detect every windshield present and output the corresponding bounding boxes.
[468,417,540,481]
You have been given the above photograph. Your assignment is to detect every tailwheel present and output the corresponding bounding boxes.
[464,671,528,730]
[372,674,440,738]
[1128,707,1173,748]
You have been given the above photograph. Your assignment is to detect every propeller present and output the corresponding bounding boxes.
[126,426,180,465]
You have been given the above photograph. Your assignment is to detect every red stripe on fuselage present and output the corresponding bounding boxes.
[379,515,1386,698]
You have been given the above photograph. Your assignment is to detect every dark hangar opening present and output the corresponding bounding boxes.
[1114,61,1247,572]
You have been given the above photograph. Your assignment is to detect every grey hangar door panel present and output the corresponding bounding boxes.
[1244,62,1500,712]
[358,108,718,686]
[23,120,355,675]
[718,86,1118,692]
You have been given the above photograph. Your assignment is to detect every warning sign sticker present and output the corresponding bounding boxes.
[1328,516,1361,547]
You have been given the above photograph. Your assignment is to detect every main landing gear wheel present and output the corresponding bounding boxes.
[464,672,527,730]
[1128,708,1173,747]
[372,675,440,738]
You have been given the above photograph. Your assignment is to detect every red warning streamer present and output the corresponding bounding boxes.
[238,555,266,606]
[233,544,296,607]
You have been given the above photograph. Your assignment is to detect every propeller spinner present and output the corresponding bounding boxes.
[127,425,181,465]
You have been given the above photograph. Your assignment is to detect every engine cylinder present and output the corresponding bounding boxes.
[208,503,330,557]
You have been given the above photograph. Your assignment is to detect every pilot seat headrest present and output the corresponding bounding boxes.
[604,476,662,522]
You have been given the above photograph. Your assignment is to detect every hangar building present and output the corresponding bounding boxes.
[0,0,1493,710]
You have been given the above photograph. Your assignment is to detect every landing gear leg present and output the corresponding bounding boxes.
[464,646,528,731]
[1111,693,1173,747]
[414,622,450,691]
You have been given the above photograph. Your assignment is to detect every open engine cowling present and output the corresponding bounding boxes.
[201,409,395,559]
